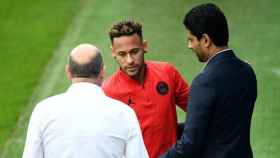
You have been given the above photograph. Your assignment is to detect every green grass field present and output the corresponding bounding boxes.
[0,0,279,157]
[0,0,79,154]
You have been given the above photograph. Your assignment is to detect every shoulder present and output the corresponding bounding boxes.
[147,61,178,73]
[103,70,119,85]
[237,58,257,84]
[29,93,65,124]
[147,60,174,69]
[33,93,65,114]
[38,93,66,107]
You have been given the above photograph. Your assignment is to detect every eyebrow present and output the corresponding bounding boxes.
[117,48,141,53]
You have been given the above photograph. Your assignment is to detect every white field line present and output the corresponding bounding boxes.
[0,1,93,157]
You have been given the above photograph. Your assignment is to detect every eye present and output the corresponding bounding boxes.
[130,48,141,55]
[118,51,126,57]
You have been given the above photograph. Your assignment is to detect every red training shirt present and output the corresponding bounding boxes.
[102,61,189,158]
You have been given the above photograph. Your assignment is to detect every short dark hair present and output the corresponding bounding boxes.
[109,20,143,43]
[69,52,103,78]
[183,3,229,46]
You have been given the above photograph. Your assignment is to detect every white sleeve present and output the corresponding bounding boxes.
[22,105,44,158]
[125,110,149,158]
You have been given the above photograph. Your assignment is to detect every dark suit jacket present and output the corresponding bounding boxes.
[161,50,257,158]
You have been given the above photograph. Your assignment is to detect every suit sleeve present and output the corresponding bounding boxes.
[125,109,149,158]
[22,105,44,158]
[169,64,189,111]
[160,75,215,158]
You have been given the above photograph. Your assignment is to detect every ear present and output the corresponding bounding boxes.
[65,64,72,81]
[98,65,105,81]
[143,40,148,53]
[95,65,105,86]
[111,45,117,59]
[202,34,211,48]
[100,65,105,78]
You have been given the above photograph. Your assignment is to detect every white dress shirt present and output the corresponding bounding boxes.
[22,82,148,158]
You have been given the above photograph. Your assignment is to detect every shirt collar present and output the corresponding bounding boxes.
[206,48,232,64]
[202,48,232,70]
[118,62,149,85]
[67,82,104,95]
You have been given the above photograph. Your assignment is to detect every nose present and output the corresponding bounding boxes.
[126,54,134,64]
[187,42,192,49]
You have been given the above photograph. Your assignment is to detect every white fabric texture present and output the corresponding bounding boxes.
[22,82,148,158]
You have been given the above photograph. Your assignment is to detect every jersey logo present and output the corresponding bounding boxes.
[156,81,169,95]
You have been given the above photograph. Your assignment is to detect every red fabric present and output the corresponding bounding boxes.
[102,61,189,158]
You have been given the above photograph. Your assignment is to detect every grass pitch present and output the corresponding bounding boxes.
[0,0,279,157]
[0,0,79,155]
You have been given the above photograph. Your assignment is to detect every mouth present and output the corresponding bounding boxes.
[126,66,138,72]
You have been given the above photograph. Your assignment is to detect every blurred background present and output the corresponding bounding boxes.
[0,0,279,157]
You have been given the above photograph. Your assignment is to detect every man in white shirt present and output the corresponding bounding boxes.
[22,43,149,158]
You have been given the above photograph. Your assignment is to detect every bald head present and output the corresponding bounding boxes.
[70,44,100,65]
[68,43,103,79]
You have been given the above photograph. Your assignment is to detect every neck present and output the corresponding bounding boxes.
[132,64,146,85]
[71,77,102,86]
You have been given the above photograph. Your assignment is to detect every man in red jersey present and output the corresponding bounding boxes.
[102,20,189,158]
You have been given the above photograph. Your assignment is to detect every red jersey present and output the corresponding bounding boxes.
[102,61,189,158]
